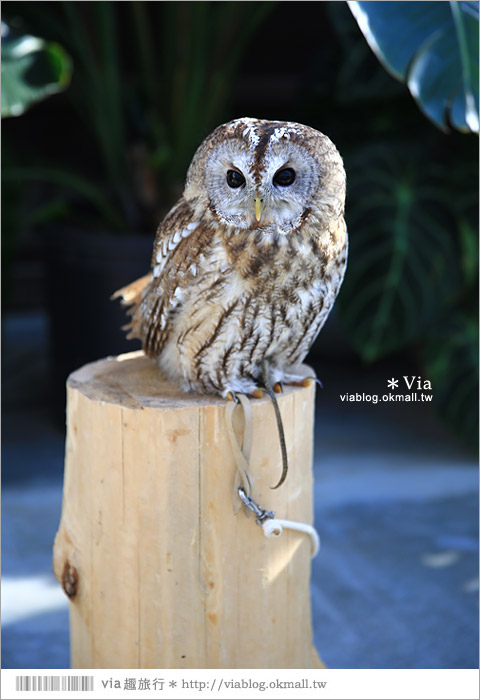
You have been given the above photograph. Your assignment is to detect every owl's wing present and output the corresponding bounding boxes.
[114,197,205,357]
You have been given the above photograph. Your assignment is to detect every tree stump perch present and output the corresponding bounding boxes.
[53,350,323,669]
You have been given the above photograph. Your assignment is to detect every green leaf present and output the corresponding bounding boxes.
[348,1,479,133]
[1,23,72,118]
[422,311,479,449]
[457,215,479,291]
[338,145,462,361]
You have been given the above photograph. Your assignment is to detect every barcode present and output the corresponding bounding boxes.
[15,676,94,692]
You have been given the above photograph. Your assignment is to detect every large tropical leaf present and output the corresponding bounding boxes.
[348,1,479,133]
[1,23,71,118]
[338,144,462,361]
[422,311,478,448]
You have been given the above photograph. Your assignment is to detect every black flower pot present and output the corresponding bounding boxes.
[42,226,153,427]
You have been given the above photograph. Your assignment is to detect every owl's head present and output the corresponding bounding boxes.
[183,118,345,234]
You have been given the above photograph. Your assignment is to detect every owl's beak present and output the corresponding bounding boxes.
[254,196,264,222]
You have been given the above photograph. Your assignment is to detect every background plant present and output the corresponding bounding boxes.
[2,2,273,232]
[2,1,478,449]
[336,1,479,448]
[1,21,71,117]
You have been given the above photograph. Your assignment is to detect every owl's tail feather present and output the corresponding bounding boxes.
[112,273,151,305]
[111,273,151,339]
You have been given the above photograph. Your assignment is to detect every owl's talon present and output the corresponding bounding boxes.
[251,388,264,399]
[287,377,321,388]
[226,391,237,402]
[273,382,283,394]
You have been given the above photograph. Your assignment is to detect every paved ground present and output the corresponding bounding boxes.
[2,311,478,669]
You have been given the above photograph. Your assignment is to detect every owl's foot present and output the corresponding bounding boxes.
[273,378,320,392]
[290,378,312,387]
[251,388,264,399]
[286,377,323,389]
[225,387,270,400]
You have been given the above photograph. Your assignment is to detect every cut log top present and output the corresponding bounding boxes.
[68,349,311,410]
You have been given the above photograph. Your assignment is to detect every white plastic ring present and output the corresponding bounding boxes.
[261,518,320,557]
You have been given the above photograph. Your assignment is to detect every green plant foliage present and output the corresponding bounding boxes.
[446,160,479,294]
[338,144,462,362]
[348,1,479,133]
[421,311,479,448]
[2,166,123,229]
[327,3,478,449]
[1,23,71,117]
[1,2,274,231]
[1,1,477,450]
[326,1,405,105]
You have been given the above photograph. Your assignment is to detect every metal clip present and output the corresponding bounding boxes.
[237,488,275,525]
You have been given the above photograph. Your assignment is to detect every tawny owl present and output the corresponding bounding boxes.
[116,117,347,400]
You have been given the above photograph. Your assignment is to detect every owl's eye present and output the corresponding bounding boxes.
[226,169,246,188]
[273,167,296,187]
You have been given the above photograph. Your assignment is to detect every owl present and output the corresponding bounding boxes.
[116,117,347,401]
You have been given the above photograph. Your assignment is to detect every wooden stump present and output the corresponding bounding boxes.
[53,350,323,669]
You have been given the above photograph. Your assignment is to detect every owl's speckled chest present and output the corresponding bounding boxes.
[157,218,347,396]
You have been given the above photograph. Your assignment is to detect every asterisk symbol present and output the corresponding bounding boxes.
[169,681,177,688]
[387,378,398,389]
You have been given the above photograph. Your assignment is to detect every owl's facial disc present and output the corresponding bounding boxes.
[200,140,254,227]
[257,142,320,229]
[201,134,321,232]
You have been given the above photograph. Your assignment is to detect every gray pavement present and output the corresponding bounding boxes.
[2,312,478,669]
